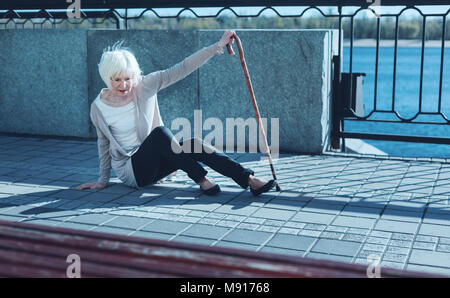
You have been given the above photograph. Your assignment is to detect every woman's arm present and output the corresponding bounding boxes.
[76,126,110,190]
[142,30,235,92]
[95,125,112,186]
[77,105,111,190]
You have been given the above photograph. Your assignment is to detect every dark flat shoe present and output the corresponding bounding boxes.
[250,179,276,196]
[201,184,221,196]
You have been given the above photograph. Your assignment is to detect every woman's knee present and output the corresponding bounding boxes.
[150,126,168,137]
[148,126,173,141]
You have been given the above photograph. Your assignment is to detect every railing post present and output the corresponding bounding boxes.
[331,55,342,150]
[331,5,343,150]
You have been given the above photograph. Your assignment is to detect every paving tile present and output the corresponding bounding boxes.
[439,237,450,245]
[332,216,376,229]
[304,224,326,231]
[102,216,153,230]
[90,226,133,236]
[259,246,305,257]
[388,239,413,248]
[366,236,390,245]
[111,195,157,206]
[374,220,419,234]
[409,250,450,268]
[381,209,422,223]
[312,239,362,257]
[198,218,219,225]
[419,223,450,238]
[319,231,344,240]
[243,217,266,224]
[301,201,344,215]
[386,201,427,212]
[236,222,259,230]
[215,241,259,251]
[370,230,392,238]
[284,222,306,229]
[66,213,117,225]
[436,244,450,253]
[362,243,385,252]
[390,233,415,241]
[181,224,230,240]
[264,219,285,227]
[172,235,216,246]
[412,241,436,250]
[422,212,450,226]
[1,205,48,217]
[141,219,191,235]
[216,220,240,228]
[264,199,306,211]
[47,189,90,200]
[213,204,259,216]
[251,208,295,221]
[347,227,370,236]
[299,230,321,237]
[341,205,382,218]
[256,226,279,233]
[130,231,174,240]
[20,218,61,227]
[0,184,47,196]
[222,229,272,245]
[406,264,450,277]
[180,200,222,212]
[385,245,410,255]
[78,192,123,203]
[275,191,312,202]
[32,209,83,220]
[291,211,335,225]
[380,261,404,270]
[265,234,316,251]
[306,252,353,263]
[55,221,95,231]
[382,253,407,263]
[357,250,382,260]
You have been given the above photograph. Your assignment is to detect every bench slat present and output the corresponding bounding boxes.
[0,219,442,278]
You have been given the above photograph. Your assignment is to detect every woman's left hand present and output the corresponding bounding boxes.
[217,30,236,53]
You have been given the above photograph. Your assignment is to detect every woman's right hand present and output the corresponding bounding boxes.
[217,30,236,54]
[76,182,106,190]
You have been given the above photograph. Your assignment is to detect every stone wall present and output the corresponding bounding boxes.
[0,29,340,154]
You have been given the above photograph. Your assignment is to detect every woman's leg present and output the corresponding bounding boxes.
[131,126,208,187]
[178,137,255,189]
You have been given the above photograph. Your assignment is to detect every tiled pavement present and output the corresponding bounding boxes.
[1,134,450,276]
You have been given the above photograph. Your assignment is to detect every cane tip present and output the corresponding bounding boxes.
[275,183,281,192]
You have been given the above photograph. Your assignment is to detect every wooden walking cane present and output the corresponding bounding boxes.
[226,33,281,192]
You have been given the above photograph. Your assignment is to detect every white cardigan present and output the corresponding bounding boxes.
[90,42,222,188]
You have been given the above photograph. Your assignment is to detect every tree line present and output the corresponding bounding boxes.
[59,15,450,40]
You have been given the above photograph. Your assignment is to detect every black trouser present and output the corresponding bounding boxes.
[131,126,254,188]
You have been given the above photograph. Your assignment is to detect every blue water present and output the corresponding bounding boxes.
[342,46,450,158]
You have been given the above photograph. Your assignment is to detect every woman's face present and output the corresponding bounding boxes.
[110,72,133,97]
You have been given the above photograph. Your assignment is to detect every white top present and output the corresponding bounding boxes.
[96,97,141,153]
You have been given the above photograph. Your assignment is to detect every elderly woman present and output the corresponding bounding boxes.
[77,31,275,196]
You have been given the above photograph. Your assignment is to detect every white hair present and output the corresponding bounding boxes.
[98,40,143,89]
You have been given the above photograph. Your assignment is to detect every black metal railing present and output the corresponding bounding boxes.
[336,4,450,150]
[1,0,450,150]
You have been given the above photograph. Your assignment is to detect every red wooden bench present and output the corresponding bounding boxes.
[0,219,442,278]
